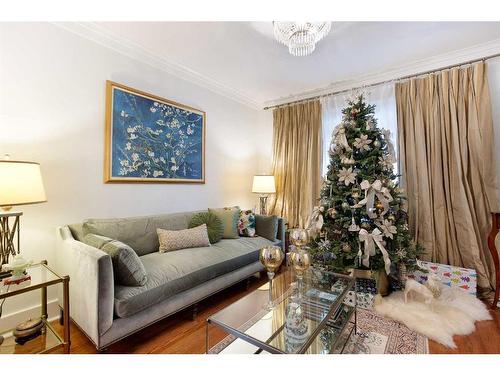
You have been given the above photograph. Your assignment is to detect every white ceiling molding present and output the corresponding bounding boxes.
[263,37,500,108]
[52,22,262,110]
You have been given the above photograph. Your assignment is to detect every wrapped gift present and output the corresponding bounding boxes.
[407,260,477,296]
[331,278,377,310]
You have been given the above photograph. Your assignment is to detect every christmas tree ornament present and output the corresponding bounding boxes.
[337,167,357,186]
[358,228,391,274]
[307,206,324,237]
[340,156,355,165]
[342,243,351,252]
[348,216,360,232]
[365,118,374,130]
[352,179,393,218]
[373,140,381,148]
[353,134,372,151]
[327,207,338,218]
[351,187,361,199]
[333,125,352,151]
[378,219,397,239]
[387,214,396,222]
[341,202,350,210]
[360,218,372,230]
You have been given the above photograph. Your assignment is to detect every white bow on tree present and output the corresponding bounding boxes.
[333,125,352,151]
[307,206,324,238]
[358,228,392,275]
[352,179,393,218]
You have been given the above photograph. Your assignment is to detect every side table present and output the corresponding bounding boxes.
[0,260,70,353]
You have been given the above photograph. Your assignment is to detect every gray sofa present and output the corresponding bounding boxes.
[56,210,284,351]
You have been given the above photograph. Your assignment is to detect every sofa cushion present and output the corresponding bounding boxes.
[157,224,210,252]
[208,207,240,239]
[188,211,224,244]
[113,236,278,318]
[83,234,148,287]
[82,211,200,256]
[255,215,279,241]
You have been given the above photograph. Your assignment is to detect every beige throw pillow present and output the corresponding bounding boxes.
[157,224,210,253]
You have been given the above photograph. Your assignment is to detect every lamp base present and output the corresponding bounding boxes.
[259,196,269,216]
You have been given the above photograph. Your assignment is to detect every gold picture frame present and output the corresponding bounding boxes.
[104,81,206,183]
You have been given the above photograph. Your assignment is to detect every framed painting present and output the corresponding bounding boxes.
[104,81,206,183]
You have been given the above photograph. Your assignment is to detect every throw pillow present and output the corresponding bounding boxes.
[157,224,210,253]
[238,210,256,237]
[189,211,224,244]
[83,234,148,287]
[255,214,279,241]
[208,207,240,239]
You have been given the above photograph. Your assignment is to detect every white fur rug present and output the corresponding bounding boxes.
[374,287,492,348]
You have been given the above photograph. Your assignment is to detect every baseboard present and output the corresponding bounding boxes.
[0,298,60,333]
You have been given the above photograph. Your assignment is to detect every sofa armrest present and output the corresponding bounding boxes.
[276,217,286,248]
[56,226,114,347]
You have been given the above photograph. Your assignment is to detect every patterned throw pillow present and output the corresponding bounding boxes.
[208,207,240,239]
[157,224,210,253]
[238,210,256,237]
[188,211,224,244]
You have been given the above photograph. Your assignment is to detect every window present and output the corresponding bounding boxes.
[320,83,398,176]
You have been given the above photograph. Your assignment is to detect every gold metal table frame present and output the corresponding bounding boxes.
[0,260,70,354]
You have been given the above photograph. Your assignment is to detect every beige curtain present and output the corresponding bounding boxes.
[268,100,322,228]
[396,62,499,293]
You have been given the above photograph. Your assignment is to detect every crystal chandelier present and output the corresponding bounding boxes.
[273,22,331,57]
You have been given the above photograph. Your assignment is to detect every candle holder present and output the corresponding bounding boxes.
[259,246,284,309]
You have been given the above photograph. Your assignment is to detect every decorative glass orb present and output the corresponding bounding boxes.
[259,246,284,274]
[290,229,309,247]
[291,248,311,275]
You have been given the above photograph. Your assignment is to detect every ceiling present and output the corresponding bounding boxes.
[84,22,500,108]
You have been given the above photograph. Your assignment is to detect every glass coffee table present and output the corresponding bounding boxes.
[206,267,356,354]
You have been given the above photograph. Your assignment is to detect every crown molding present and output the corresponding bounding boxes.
[52,22,261,110]
[263,37,500,108]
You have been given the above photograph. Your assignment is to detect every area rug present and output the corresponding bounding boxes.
[209,308,428,354]
[374,288,491,348]
[344,308,428,354]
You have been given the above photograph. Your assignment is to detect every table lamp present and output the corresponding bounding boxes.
[0,154,46,279]
[252,175,276,215]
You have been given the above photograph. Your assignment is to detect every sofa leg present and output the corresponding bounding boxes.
[97,347,108,353]
[191,303,199,321]
[246,277,252,290]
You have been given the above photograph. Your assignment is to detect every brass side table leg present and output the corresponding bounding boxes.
[62,276,71,353]
[41,260,48,334]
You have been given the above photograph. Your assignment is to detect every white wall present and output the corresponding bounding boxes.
[0,23,263,321]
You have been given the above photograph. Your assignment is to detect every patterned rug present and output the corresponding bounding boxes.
[210,308,428,354]
[344,309,428,354]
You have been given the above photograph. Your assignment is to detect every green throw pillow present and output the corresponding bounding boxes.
[83,234,148,287]
[208,207,240,239]
[188,212,224,244]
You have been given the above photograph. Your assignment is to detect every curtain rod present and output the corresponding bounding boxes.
[263,52,500,110]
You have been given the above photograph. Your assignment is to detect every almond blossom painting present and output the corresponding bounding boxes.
[105,82,205,183]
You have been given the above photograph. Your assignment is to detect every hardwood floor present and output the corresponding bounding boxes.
[53,275,500,354]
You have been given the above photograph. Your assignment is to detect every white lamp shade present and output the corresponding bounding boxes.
[0,161,47,207]
[252,175,276,194]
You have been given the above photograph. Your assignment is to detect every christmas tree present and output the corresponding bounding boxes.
[308,95,422,275]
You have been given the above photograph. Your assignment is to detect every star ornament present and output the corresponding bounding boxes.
[353,134,373,151]
[337,167,357,186]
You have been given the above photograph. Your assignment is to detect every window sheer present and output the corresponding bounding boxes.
[320,83,398,176]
